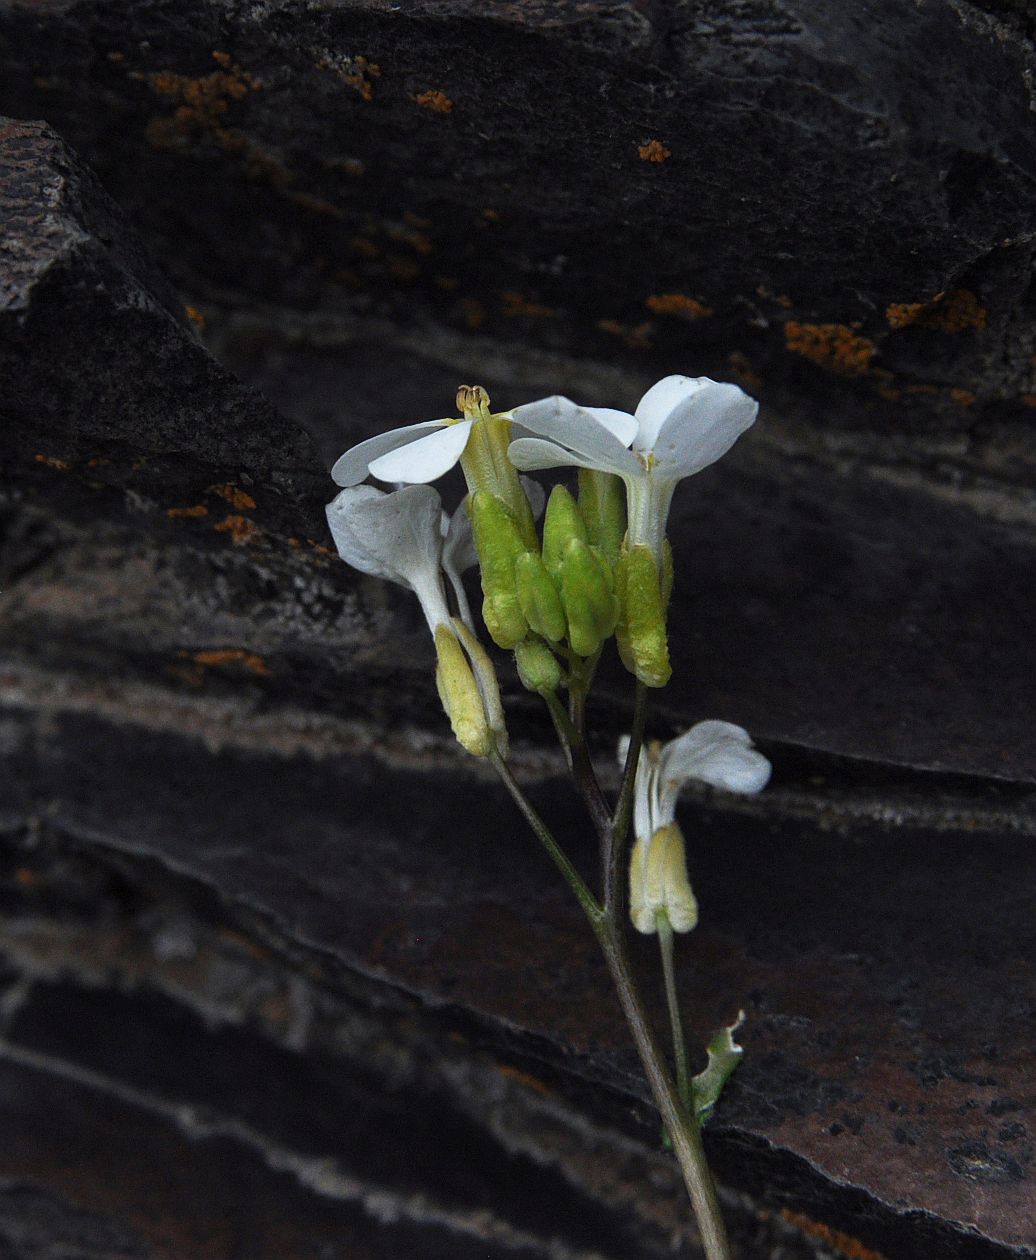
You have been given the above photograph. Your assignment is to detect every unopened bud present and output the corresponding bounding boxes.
[577,468,626,569]
[515,637,563,694]
[629,823,699,935]
[559,539,618,658]
[615,543,672,687]
[541,485,588,578]
[514,551,566,643]
[466,491,529,648]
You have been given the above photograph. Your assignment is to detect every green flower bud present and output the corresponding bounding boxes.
[514,637,563,694]
[541,485,588,579]
[466,490,529,649]
[615,543,672,687]
[514,551,567,643]
[577,468,626,569]
[559,539,619,658]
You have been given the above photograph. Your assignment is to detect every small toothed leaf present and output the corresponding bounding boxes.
[691,1013,745,1124]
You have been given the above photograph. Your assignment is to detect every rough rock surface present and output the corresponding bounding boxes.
[1,2,1035,1257]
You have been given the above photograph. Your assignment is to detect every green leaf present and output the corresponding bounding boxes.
[691,1013,745,1125]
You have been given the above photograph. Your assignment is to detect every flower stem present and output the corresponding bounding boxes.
[605,679,649,916]
[657,911,691,1113]
[498,713,732,1260]
[489,750,601,922]
[594,915,732,1260]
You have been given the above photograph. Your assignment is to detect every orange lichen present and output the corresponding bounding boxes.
[386,255,421,281]
[415,89,453,113]
[140,52,260,154]
[597,318,653,349]
[184,304,206,332]
[386,222,434,254]
[480,208,500,223]
[886,289,987,332]
[14,868,40,888]
[403,211,432,229]
[784,322,877,376]
[339,55,380,102]
[287,190,344,218]
[1021,393,1036,408]
[756,285,793,308]
[33,453,70,470]
[495,1063,555,1097]
[638,138,671,163]
[209,483,256,510]
[780,1209,888,1260]
[166,504,209,519]
[727,350,763,393]
[646,293,713,320]
[460,297,487,330]
[949,387,976,406]
[192,648,269,675]
[501,291,557,319]
[215,514,262,545]
[350,235,380,259]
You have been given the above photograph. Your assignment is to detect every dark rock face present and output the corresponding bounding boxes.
[2,1,1036,1257]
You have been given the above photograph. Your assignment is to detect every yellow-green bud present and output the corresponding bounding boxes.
[629,822,699,935]
[514,637,563,694]
[541,485,588,579]
[434,624,493,757]
[615,543,672,687]
[466,490,529,649]
[514,551,566,643]
[577,468,626,569]
[559,539,618,658]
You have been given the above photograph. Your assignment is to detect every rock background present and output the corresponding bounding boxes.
[1,3,1035,1258]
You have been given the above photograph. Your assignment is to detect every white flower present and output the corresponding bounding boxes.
[509,376,758,560]
[326,484,506,756]
[621,721,771,934]
[326,483,458,631]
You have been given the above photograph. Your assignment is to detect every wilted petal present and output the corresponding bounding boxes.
[331,420,450,487]
[325,482,449,626]
[368,419,474,484]
[634,376,713,451]
[651,381,757,478]
[655,720,771,822]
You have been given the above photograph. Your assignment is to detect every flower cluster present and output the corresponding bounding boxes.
[327,376,758,739]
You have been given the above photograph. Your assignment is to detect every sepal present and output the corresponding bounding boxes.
[615,544,672,687]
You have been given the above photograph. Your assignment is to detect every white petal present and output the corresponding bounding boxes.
[508,436,638,478]
[368,419,473,484]
[512,396,639,469]
[654,720,771,820]
[651,382,758,477]
[326,486,397,580]
[326,483,445,596]
[581,406,639,446]
[331,420,450,486]
[634,376,713,450]
[442,500,478,574]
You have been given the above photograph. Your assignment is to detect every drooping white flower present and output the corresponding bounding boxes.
[509,376,758,561]
[326,484,506,756]
[621,721,771,934]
